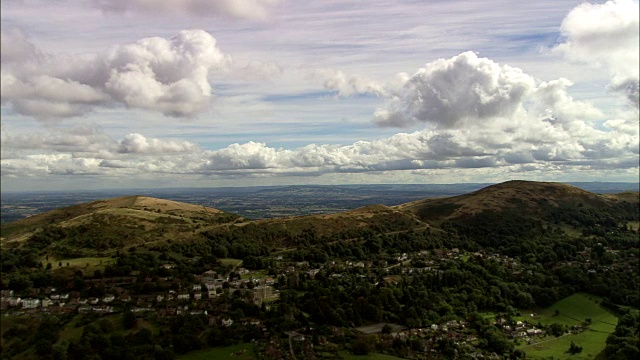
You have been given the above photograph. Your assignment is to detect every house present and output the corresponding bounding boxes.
[102,294,115,303]
[194,293,202,300]
[177,293,190,301]
[192,284,202,291]
[22,298,40,309]
[222,318,233,327]
[92,306,113,313]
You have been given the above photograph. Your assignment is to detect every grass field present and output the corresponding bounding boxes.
[337,350,405,359]
[518,293,617,359]
[245,269,271,279]
[177,344,256,360]
[220,258,243,267]
[43,256,115,272]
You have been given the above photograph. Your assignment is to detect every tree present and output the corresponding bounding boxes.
[549,322,564,337]
[123,309,136,329]
[352,336,373,355]
[382,324,393,334]
[568,341,583,354]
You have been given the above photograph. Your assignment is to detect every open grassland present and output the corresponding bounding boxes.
[519,330,611,360]
[44,256,115,272]
[245,269,270,279]
[532,294,617,329]
[55,314,158,345]
[220,258,243,267]
[177,343,256,360]
[518,293,617,359]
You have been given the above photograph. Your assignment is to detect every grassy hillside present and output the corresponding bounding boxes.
[519,294,618,359]
[397,180,639,227]
[1,180,637,262]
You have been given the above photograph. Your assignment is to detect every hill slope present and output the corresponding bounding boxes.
[396,180,639,226]
[2,181,637,255]
[0,196,240,251]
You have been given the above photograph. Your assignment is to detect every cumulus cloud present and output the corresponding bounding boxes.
[310,68,388,97]
[92,0,281,20]
[1,29,231,120]
[118,133,199,154]
[373,52,536,128]
[372,51,606,130]
[235,61,284,81]
[555,0,639,107]
[3,122,637,178]
[2,114,638,181]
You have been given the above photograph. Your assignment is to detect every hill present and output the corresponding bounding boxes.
[1,180,638,360]
[2,180,638,257]
[397,180,639,222]
[396,180,639,226]
[0,196,241,253]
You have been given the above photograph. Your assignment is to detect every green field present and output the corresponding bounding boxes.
[245,269,271,279]
[337,350,405,359]
[518,293,618,359]
[177,344,256,360]
[44,256,115,272]
[220,258,243,267]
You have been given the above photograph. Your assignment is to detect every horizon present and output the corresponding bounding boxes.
[1,180,638,195]
[1,0,639,191]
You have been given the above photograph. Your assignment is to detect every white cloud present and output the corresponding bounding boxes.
[532,78,603,123]
[4,114,636,180]
[118,133,200,154]
[371,51,603,132]
[91,0,281,20]
[310,68,388,97]
[555,0,639,107]
[373,52,536,128]
[1,29,231,120]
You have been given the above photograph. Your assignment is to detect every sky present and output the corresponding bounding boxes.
[1,0,638,191]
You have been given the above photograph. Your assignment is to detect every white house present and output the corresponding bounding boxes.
[22,298,40,309]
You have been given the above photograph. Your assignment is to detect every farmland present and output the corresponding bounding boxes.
[518,293,618,359]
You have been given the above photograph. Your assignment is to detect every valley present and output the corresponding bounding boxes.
[0,181,638,360]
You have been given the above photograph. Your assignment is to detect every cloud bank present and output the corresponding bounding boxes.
[92,0,281,20]
[555,0,639,107]
[1,29,230,120]
[372,52,603,130]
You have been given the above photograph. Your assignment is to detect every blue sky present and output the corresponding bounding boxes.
[1,0,638,191]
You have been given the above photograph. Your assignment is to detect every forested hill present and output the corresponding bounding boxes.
[1,181,639,360]
[397,180,639,224]
[1,181,638,256]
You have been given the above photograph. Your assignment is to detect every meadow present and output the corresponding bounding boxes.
[518,293,618,359]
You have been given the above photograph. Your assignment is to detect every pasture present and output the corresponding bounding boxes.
[518,293,618,359]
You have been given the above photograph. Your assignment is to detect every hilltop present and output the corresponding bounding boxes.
[2,181,638,255]
[397,180,639,226]
[1,180,638,360]
[0,196,240,252]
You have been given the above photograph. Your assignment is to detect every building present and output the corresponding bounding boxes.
[22,298,40,309]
